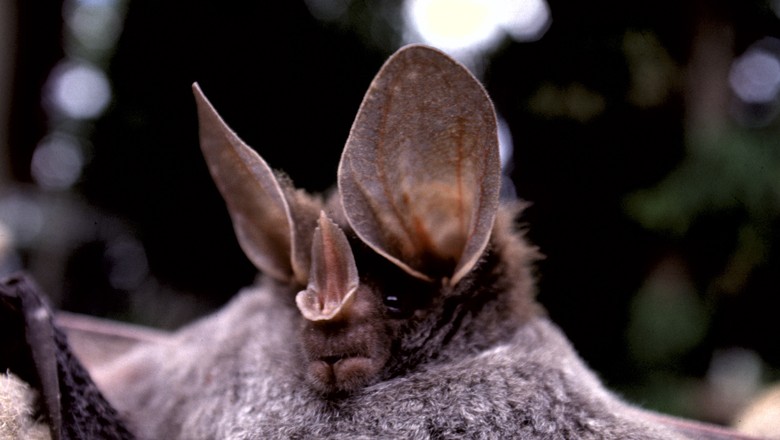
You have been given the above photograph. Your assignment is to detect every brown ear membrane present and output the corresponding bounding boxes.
[296,212,359,321]
[193,83,316,284]
[338,45,501,286]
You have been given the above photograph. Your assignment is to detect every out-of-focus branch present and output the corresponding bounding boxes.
[684,2,734,146]
[0,0,17,185]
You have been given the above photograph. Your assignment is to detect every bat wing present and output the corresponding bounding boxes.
[55,311,170,372]
[0,273,135,439]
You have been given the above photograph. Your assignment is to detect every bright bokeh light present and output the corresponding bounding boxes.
[66,0,124,52]
[404,0,550,53]
[500,0,551,42]
[729,47,780,104]
[46,61,112,119]
[496,116,513,171]
[0,195,44,247]
[31,135,85,190]
[303,0,351,22]
[706,348,763,413]
[407,0,502,51]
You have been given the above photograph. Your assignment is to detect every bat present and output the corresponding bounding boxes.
[33,44,766,439]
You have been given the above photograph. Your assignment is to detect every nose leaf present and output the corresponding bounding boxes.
[296,212,359,321]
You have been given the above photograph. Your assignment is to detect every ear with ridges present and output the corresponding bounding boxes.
[192,83,315,284]
[338,45,501,286]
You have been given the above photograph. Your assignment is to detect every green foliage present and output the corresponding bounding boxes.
[627,260,709,365]
[627,129,780,237]
[627,128,779,296]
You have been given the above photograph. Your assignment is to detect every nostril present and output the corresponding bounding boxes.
[321,355,342,365]
[319,353,363,365]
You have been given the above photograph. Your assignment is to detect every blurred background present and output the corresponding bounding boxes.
[1,0,779,425]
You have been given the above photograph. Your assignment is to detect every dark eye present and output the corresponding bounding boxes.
[348,234,432,318]
[376,265,436,318]
[383,294,404,316]
[384,294,412,318]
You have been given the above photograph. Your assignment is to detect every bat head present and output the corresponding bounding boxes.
[193,45,538,395]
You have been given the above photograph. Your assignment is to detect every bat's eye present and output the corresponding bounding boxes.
[378,274,435,319]
[384,294,401,312]
[383,293,412,318]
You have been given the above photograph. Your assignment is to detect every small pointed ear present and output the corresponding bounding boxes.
[296,212,359,321]
[338,45,501,286]
[192,83,316,284]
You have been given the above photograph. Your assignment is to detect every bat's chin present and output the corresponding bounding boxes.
[306,355,383,395]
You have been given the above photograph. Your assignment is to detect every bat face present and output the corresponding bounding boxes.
[192,44,523,395]
[296,215,396,394]
[298,220,451,394]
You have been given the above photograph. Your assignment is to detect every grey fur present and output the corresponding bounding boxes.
[95,207,684,440]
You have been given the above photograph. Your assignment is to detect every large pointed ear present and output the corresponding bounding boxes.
[192,84,317,284]
[338,45,501,286]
